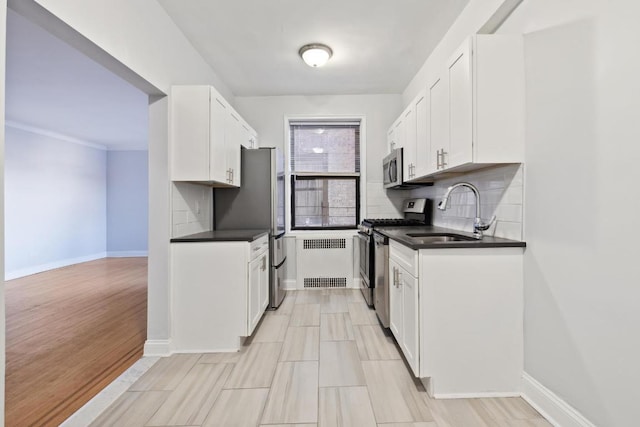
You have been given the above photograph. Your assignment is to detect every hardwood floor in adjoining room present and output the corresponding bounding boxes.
[91,288,552,427]
[4,257,147,427]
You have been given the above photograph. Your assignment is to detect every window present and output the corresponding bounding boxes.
[289,121,361,230]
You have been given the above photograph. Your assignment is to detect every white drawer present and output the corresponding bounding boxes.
[389,239,418,277]
[250,234,269,260]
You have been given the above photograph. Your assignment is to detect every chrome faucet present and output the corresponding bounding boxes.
[437,182,496,239]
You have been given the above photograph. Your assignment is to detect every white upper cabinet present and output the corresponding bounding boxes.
[413,91,429,179]
[387,127,396,153]
[402,104,416,181]
[171,86,211,181]
[430,35,524,175]
[447,41,473,169]
[388,34,524,181]
[241,122,258,149]
[226,112,242,187]
[171,85,256,187]
[209,95,228,184]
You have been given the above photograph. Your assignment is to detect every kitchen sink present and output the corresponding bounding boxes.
[405,233,478,243]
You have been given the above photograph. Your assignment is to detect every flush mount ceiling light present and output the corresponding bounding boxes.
[299,43,333,67]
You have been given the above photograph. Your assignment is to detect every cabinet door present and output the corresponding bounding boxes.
[414,91,429,178]
[448,41,473,169]
[401,268,419,376]
[210,94,228,183]
[260,253,269,311]
[403,105,416,181]
[171,86,210,181]
[389,259,403,341]
[226,113,242,187]
[248,256,262,335]
[387,127,395,153]
[428,74,449,173]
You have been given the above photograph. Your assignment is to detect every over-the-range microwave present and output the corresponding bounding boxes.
[383,147,433,190]
[383,148,403,189]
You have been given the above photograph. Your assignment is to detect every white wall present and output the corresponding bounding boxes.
[171,182,212,238]
[398,0,639,424]
[235,94,404,282]
[30,0,234,102]
[106,150,148,256]
[4,126,107,279]
[408,164,523,240]
[494,1,640,425]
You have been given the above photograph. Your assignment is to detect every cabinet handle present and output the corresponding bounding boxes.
[441,150,448,169]
[436,150,441,169]
[262,256,267,271]
[397,269,402,286]
[393,267,398,288]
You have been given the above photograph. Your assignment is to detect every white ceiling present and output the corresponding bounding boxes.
[157,0,470,96]
[5,9,149,150]
[4,1,470,149]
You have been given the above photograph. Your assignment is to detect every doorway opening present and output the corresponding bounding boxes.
[4,8,150,426]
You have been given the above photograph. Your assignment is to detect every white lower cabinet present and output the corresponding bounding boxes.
[171,235,269,352]
[389,243,420,377]
[390,240,524,398]
[248,249,269,334]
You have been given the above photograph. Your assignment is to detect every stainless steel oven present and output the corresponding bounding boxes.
[357,198,432,324]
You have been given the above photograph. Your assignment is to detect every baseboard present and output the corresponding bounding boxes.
[143,339,172,357]
[107,251,148,257]
[522,372,596,427]
[283,279,297,290]
[172,348,240,354]
[352,277,362,289]
[432,391,521,399]
[60,357,159,427]
[5,252,107,280]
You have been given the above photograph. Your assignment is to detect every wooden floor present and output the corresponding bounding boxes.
[92,288,551,427]
[5,257,147,427]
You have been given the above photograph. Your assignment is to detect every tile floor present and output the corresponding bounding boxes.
[90,289,551,426]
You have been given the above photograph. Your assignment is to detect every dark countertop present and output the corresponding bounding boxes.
[377,226,526,250]
[170,229,270,243]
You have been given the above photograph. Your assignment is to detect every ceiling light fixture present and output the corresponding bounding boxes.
[299,43,333,68]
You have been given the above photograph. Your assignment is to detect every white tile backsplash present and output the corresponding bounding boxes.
[405,164,524,240]
[365,182,411,219]
[171,182,212,237]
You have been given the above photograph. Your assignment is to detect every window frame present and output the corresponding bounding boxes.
[285,116,366,233]
[290,175,361,231]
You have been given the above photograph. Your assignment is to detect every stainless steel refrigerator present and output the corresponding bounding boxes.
[214,147,287,308]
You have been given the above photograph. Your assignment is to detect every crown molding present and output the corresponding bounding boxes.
[6,120,108,150]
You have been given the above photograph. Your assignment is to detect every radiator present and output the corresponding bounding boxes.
[295,237,353,289]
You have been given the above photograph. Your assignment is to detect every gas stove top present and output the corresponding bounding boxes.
[358,218,427,235]
[358,198,432,235]
[362,218,425,227]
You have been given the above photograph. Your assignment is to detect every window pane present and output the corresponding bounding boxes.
[293,177,357,228]
[290,125,360,173]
